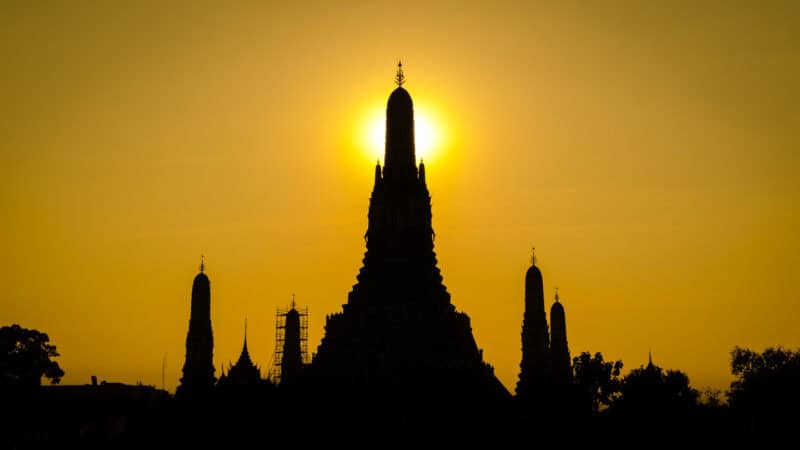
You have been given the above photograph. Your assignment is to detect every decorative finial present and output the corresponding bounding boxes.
[395,60,405,87]
[555,287,559,303]
[531,247,537,265]
[242,317,248,349]
[648,349,652,365]
[291,293,296,310]
[200,254,205,273]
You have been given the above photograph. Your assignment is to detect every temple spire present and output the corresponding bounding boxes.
[549,288,572,385]
[243,318,248,349]
[517,244,549,399]
[200,254,205,273]
[177,258,216,399]
[395,60,405,87]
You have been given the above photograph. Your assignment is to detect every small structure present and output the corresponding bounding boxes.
[267,296,308,385]
[550,288,572,385]
[219,320,261,387]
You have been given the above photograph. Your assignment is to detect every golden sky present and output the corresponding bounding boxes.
[2,2,798,393]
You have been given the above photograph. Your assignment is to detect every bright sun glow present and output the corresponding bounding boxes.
[362,106,444,163]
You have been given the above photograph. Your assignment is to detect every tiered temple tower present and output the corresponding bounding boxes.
[311,63,505,401]
[279,301,303,386]
[177,258,216,398]
[516,250,550,399]
[549,289,572,385]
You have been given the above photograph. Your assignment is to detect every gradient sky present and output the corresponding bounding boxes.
[2,1,798,393]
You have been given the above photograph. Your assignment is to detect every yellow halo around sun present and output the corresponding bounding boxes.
[360,105,445,164]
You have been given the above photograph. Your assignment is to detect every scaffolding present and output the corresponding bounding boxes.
[267,302,309,384]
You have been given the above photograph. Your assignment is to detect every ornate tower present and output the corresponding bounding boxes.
[549,289,572,385]
[177,258,216,398]
[311,64,504,400]
[220,320,261,387]
[280,301,303,386]
[516,249,550,399]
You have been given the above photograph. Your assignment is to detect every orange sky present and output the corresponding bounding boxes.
[2,2,798,393]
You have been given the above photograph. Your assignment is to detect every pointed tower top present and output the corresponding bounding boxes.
[200,254,205,273]
[647,349,654,369]
[531,247,537,266]
[555,287,560,303]
[237,318,252,365]
[291,293,296,310]
[395,60,405,87]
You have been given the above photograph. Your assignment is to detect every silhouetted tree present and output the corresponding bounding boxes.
[729,346,800,429]
[0,324,64,387]
[616,363,698,415]
[699,388,724,408]
[572,352,623,413]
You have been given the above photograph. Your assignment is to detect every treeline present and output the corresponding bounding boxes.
[531,347,799,442]
[2,323,798,444]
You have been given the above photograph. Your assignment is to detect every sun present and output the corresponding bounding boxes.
[361,105,445,163]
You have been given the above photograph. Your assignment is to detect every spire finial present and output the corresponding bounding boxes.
[241,317,248,348]
[555,287,559,303]
[531,247,537,265]
[200,254,205,273]
[647,349,653,368]
[291,293,296,310]
[395,60,405,87]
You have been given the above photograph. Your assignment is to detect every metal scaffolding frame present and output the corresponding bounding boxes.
[267,304,309,384]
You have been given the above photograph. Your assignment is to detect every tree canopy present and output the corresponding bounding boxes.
[0,324,64,387]
[572,351,623,413]
[729,346,800,422]
[615,361,698,415]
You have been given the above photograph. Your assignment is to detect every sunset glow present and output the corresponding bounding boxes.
[361,105,444,163]
[2,2,797,396]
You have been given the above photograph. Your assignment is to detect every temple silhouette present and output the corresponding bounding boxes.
[217,321,261,388]
[308,63,507,408]
[517,252,573,406]
[176,257,216,401]
[173,63,574,432]
[5,63,790,447]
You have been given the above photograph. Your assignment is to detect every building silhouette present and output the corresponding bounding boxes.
[218,320,261,387]
[176,258,216,399]
[517,252,574,405]
[267,298,309,386]
[310,63,506,404]
[550,289,572,386]
[516,249,550,399]
[279,302,304,386]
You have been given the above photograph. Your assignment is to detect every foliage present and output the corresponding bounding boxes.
[616,362,698,414]
[698,388,725,408]
[728,346,800,419]
[0,324,65,386]
[572,351,623,413]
